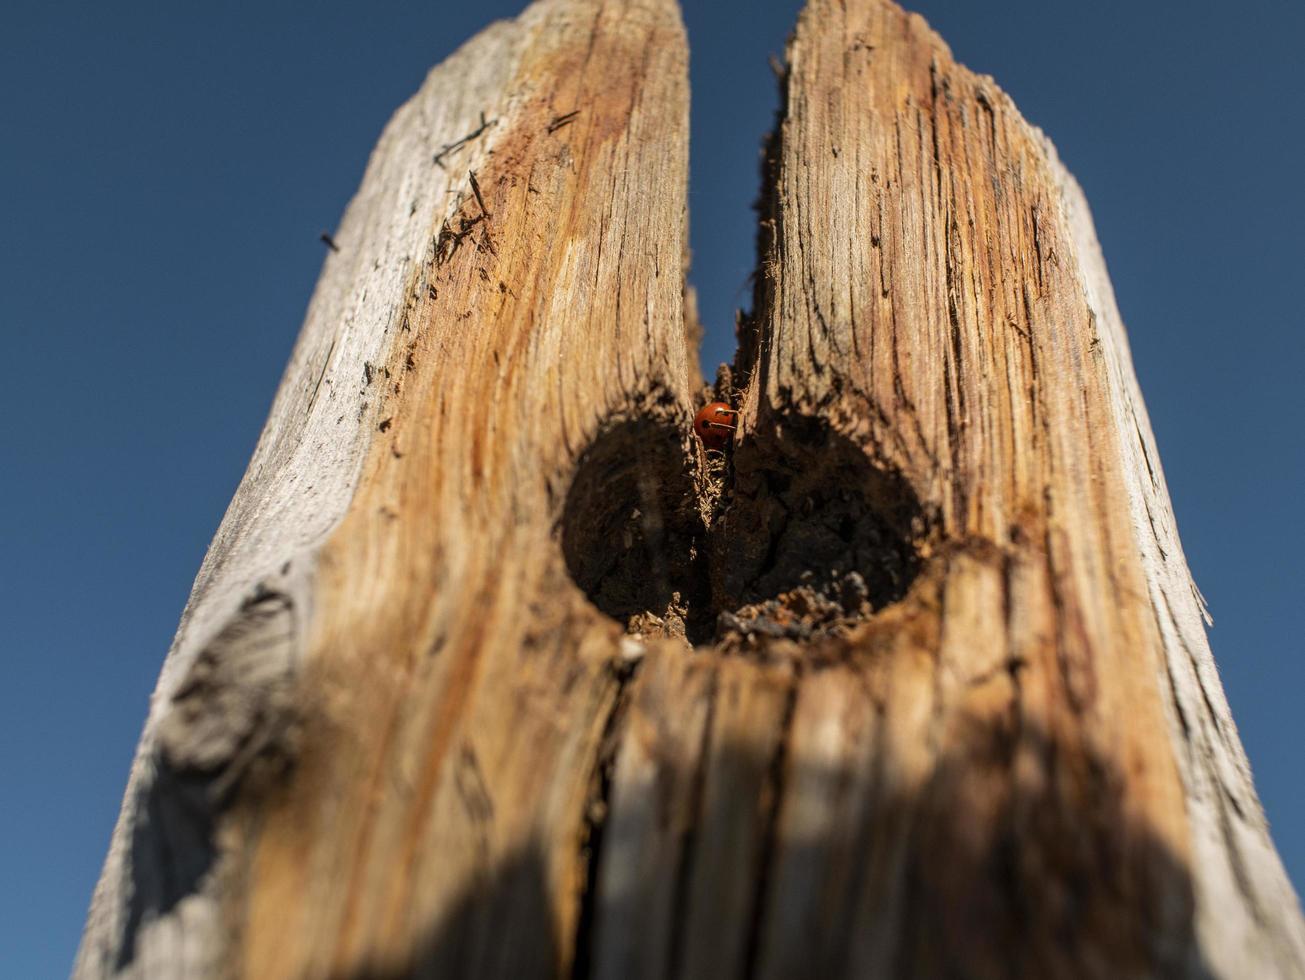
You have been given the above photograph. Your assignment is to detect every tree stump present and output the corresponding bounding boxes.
[77,0,1305,977]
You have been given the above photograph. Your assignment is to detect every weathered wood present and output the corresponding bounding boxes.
[77,1,693,975]
[78,0,1305,977]
[733,2,1305,976]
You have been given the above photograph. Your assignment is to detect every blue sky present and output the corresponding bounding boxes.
[2,1,1302,974]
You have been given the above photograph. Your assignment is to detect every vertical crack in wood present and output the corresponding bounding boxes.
[740,674,800,979]
[570,657,643,980]
[664,666,720,980]
[735,55,787,396]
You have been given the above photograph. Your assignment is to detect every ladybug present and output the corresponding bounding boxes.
[693,401,738,450]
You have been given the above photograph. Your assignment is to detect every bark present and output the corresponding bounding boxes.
[77,0,1305,978]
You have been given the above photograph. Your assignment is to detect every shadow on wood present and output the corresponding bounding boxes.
[321,712,1204,980]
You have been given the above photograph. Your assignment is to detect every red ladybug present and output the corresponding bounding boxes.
[693,401,738,450]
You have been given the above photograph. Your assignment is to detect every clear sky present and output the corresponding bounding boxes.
[2,1,1302,974]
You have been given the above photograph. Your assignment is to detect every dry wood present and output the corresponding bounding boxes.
[77,0,1305,978]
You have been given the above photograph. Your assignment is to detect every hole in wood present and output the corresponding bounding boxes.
[708,414,926,650]
[560,417,708,642]
[562,412,926,651]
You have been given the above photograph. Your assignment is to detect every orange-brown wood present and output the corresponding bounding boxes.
[77,1,1305,978]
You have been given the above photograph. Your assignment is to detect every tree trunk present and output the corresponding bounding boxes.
[76,0,1305,978]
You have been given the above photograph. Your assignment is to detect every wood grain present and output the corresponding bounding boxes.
[77,1,694,975]
[732,1,1305,974]
[77,0,1305,977]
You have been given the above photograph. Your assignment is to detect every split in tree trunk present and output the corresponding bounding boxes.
[77,1,1305,978]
